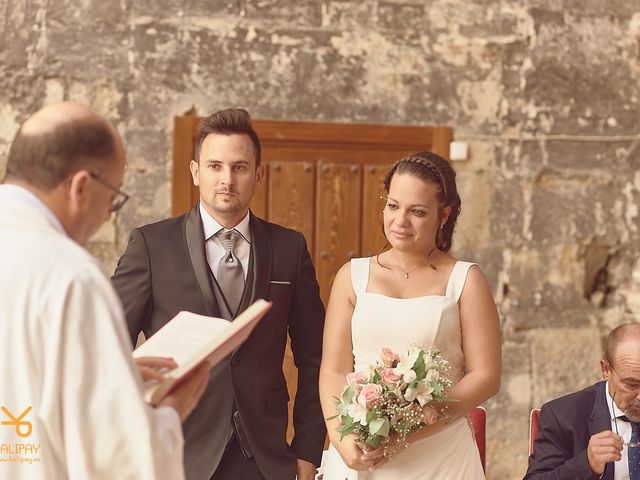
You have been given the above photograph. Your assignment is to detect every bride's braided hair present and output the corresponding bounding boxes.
[383,151,461,252]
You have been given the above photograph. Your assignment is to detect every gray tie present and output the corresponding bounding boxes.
[215,229,245,314]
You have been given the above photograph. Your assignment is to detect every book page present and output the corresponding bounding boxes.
[132,312,230,370]
[132,299,272,403]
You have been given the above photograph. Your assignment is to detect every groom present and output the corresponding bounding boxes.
[112,108,326,480]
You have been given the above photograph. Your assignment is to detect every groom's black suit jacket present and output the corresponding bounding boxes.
[112,205,326,480]
[525,380,614,480]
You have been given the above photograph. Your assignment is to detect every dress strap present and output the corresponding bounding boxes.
[444,261,478,302]
[350,257,371,298]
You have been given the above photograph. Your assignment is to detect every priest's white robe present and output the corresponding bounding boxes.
[0,185,185,479]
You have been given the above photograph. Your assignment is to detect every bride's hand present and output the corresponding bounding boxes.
[333,435,388,471]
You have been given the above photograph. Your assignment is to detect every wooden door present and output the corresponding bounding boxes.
[173,117,452,442]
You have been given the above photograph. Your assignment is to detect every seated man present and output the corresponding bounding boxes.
[525,323,640,480]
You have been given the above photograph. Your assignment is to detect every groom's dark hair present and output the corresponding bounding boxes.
[195,108,262,168]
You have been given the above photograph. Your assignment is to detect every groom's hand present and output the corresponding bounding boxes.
[296,458,317,480]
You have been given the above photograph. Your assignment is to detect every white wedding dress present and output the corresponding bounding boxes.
[322,257,485,480]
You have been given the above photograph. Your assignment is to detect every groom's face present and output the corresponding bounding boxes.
[190,133,264,228]
[603,339,640,422]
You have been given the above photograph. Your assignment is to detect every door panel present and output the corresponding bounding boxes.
[267,161,315,256]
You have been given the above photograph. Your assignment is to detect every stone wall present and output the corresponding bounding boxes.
[2,1,639,478]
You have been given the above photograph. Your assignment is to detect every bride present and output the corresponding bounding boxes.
[319,151,501,479]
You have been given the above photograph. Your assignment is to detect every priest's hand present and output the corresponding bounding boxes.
[134,356,177,382]
[158,362,211,421]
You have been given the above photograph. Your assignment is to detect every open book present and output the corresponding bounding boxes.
[132,299,272,405]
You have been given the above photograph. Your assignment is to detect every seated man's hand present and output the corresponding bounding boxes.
[587,430,623,476]
[158,362,211,421]
[134,356,178,382]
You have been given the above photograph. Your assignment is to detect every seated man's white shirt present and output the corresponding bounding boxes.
[0,185,184,480]
[606,381,631,480]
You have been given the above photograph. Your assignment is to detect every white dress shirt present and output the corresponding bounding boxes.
[199,203,251,281]
[605,381,632,480]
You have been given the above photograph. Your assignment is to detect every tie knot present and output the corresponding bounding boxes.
[216,229,241,252]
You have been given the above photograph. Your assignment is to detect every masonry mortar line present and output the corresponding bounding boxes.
[456,133,640,142]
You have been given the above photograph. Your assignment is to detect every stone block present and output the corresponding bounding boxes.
[489,175,528,247]
[123,127,171,168]
[0,104,21,144]
[530,327,603,407]
[377,2,425,31]
[68,80,125,121]
[44,1,129,81]
[526,0,640,17]
[132,0,240,17]
[321,1,376,30]
[529,174,622,245]
[545,140,635,172]
[244,0,323,27]
[494,140,545,179]
[486,437,530,480]
[523,20,639,135]
[453,170,492,250]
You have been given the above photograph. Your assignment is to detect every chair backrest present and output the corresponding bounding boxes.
[469,406,486,472]
[529,408,541,455]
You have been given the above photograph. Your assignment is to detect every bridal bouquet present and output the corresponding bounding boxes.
[332,345,453,457]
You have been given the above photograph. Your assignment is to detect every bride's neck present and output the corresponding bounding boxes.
[389,247,438,269]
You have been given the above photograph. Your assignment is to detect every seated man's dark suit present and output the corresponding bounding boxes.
[525,380,613,480]
[112,205,326,480]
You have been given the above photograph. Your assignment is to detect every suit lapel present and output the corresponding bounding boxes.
[589,381,614,480]
[184,204,220,316]
[246,212,271,306]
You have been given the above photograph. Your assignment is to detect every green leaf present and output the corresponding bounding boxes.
[414,351,426,380]
[366,435,381,449]
[432,383,444,395]
[340,384,356,404]
[369,417,390,437]
[366,409,376,424]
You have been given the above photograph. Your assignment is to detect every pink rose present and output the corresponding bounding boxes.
[381,368,402,386]
[359,384,383,408]
[422,405,438,426]
[381,348,400,367]
[346,371,367,385]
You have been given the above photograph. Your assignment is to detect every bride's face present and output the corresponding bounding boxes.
[383,173,445,252]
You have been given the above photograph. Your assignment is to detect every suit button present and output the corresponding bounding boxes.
[234,410,240,418]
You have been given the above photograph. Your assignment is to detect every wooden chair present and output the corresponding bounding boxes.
[469,406,487,472]
[529,408,541,455]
